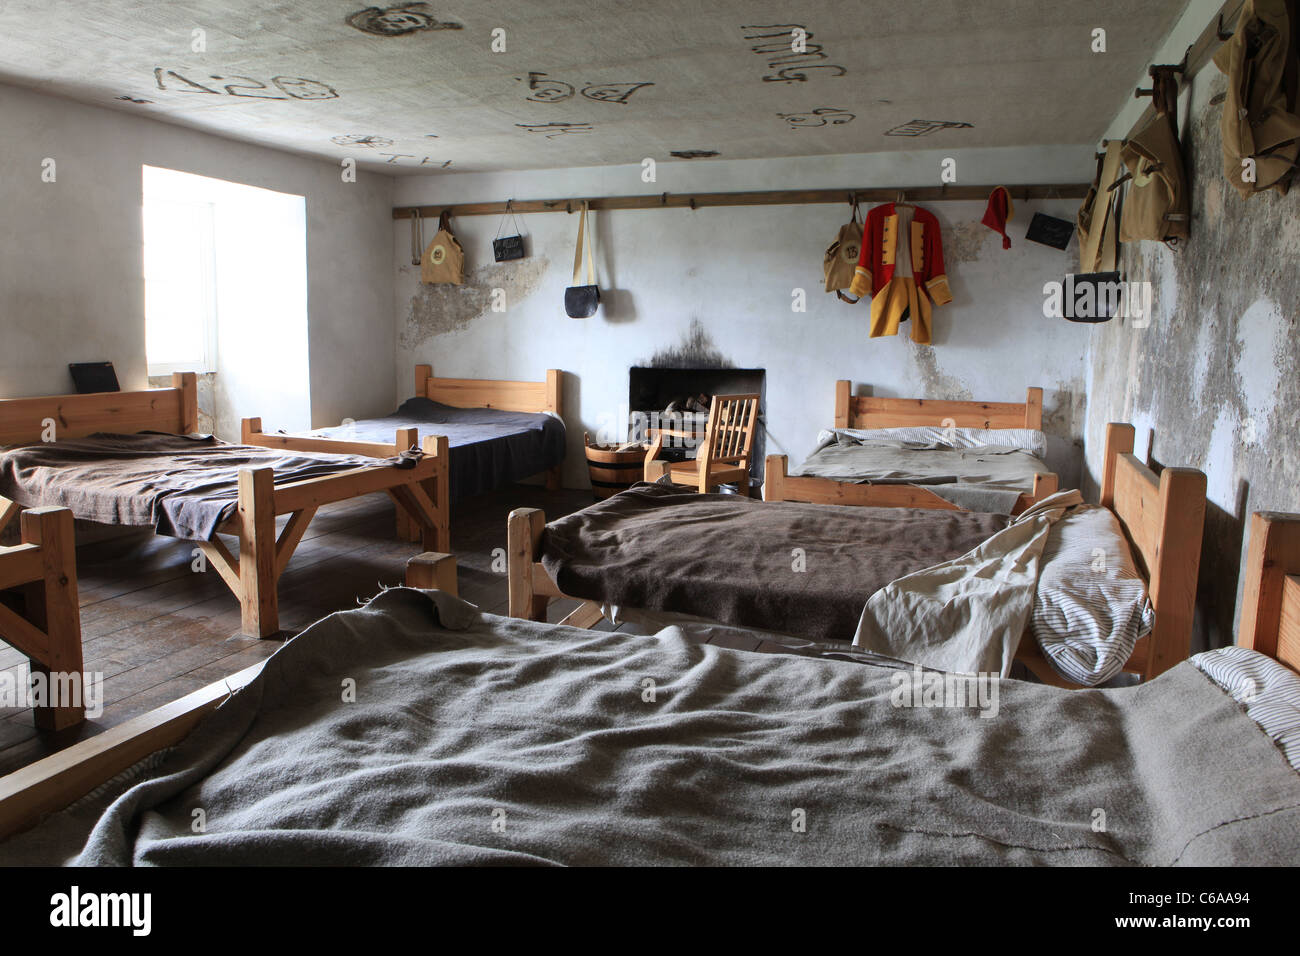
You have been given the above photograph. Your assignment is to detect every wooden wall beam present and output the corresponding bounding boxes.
[392,183,1090,220]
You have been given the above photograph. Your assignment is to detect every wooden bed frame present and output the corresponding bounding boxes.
[508,423,1206,686]
[242,363,564,488]
[0,508,84,731]
[0,373,450,639]
[764,381,1058,513]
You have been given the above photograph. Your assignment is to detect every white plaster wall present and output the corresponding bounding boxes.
[393,147,1098,489]
[0,80,395,433]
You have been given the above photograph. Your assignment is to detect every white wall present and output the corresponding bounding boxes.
[0,81,395,432]
[393,147,1098,488]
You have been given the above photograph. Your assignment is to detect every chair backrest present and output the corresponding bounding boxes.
[702,394,760,470]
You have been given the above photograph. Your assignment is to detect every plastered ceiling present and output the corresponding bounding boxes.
[0,0,1190,173]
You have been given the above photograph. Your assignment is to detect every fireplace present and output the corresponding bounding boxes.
[628,366,766,490]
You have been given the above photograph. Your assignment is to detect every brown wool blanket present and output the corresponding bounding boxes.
[540,482,1008,642]
[0,433,383,540]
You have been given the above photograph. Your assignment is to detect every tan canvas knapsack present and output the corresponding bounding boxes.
[1214,0,1300,197]
[823,201,863,302]
[420,211,465,285]
[1120,69,1190,243]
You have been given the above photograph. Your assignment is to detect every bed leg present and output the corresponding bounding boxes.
[545,465,562,491]
[406,552,458,596]
[237,467,279,638]
[508,507,547,621]
[422,435,450,553]
[764,455,788,502]
[22,508,85,731]
[395,427,421,542]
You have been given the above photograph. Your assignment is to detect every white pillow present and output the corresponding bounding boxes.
[1030,504,1154,686]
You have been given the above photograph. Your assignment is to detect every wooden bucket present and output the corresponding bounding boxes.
[584,432,646,499]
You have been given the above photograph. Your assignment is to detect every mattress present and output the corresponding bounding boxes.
[302,397,565,501]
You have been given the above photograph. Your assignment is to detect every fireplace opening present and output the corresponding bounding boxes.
[628,366,766,491]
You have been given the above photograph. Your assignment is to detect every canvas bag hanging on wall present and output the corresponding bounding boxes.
[564,201,600,317]
[823,199,863,302]
[1119,70,1189,244]
[421,211,465,285]
[493,201,526,261]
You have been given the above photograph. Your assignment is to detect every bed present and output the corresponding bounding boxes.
[242,365,564,539]
[509,423,1206,687]
[765,381,1059,514]
[0,511,1294,865]
[0,508,83,730]
[0,374,449,638]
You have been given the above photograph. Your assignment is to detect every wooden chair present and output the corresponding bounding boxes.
[643,393,759,494]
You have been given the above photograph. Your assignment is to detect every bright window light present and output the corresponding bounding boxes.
[143,197,217,375]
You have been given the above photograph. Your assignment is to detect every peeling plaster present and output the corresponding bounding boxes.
[1084,72,1300,648]
[401,256,549,349]
[944,220,990,266]
[910,344,972,400]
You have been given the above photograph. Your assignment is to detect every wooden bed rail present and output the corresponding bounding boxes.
[0,372,197,445]
[416,363,562,418]
[1100,423,1206,680]
[834,381,1043,431]
[1238,512,1300,674]
[764,455,1058,514]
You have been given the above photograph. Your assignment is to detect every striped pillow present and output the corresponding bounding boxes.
[1030,504,1154,686]
[1193,645,1300,772]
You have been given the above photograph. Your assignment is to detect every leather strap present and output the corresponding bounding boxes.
[410,209,423,266]
[1081,141,1124,272]
[571,201,596,285]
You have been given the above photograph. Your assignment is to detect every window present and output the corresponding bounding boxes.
[143,197,217,375]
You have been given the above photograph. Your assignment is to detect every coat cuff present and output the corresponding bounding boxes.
[926,274,953,306]
[848,267,872,298]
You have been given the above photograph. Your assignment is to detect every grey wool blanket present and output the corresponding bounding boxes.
[6,588,1299,866]
[540,482,1008,643]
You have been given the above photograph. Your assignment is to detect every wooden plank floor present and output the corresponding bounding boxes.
[0,484,594,778]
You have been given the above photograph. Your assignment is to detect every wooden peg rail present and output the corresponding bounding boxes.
[392,182,1089,219]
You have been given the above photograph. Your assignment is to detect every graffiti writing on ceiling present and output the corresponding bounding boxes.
[345,3,463,36]
[332,134,395,148]
[515,122,594,138]
[779,107,854,129]
[154,69,338,100]
[519,72,654,105]
[741,24,846,83]
[885,119,974,137]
